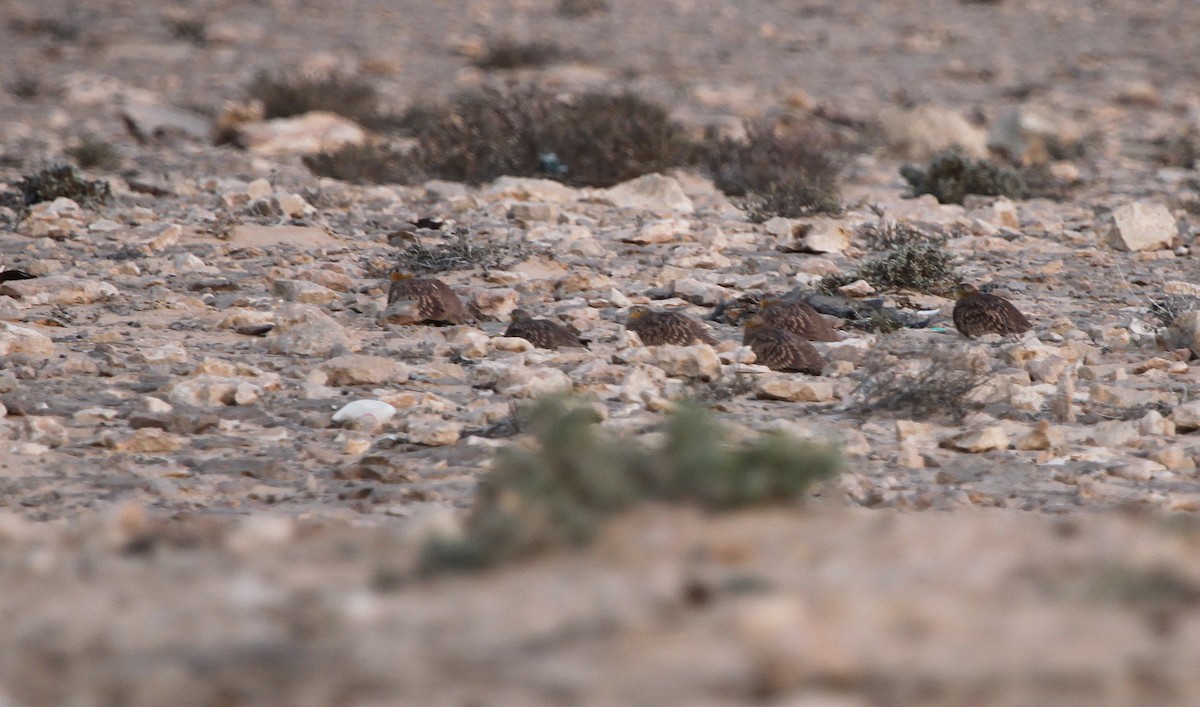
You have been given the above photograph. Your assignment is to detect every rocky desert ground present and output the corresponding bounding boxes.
[5,0,1200,704]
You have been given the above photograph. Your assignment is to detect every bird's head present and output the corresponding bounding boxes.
[953,283,980,300]
[390,270,415,283]
[743,314,768,332]
[626,305,652,321]
[510,308,532,322]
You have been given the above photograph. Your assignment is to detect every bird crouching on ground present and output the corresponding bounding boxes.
[625,305,718,346]
[742,315,826,374]
[951,283,1031,338]
[381,271,470,325]
[505,309,588,349]
[757,295,843,342]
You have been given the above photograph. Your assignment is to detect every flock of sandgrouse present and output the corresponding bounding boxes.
[387,270,1033,374]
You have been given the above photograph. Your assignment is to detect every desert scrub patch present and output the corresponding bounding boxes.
[900,149,1025,204]
[308,86,690,188]
[420,396,842,573]
[246,69,399,130]
[301,142,417,184]
[17,163,112,208]
[818,243,958,296]
[391,226,528,275]
[693,123,844,220]
[472,38,573,70]
[66,139,120,170]
[856,216,953,250]
[848,343,997,421]
[557,0,609,17]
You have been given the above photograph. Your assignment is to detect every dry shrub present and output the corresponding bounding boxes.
[391,227,527,275]
[856,217,952,250]
[301,142,415,185]
[307,86,690,188]
[900,150,1025,204]
[66,139,120,170]
[693,123,844,220]
[16,163,112,208]
[473,39,573,69]
[246,69,398,130]
[849,342,997,421]
[818,243,959,296]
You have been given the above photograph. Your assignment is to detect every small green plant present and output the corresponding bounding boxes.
[65,139,120,170]
[818,243,958,296]
[308,86,690,188]
[473,39,572,69]
[900,149,1026,204]
[694,123,844,220]
[17,163,112,208]
[420,396,842,573]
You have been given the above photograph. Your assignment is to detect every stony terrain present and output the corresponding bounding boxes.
[5,0,1200,704]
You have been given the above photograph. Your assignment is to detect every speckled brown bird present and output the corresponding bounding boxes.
[386,271,469,324]
[505,309,588,349]
[951,283,1031,338]
[758,295,843,342]
[625,306,718,346]
[743,315,826,374]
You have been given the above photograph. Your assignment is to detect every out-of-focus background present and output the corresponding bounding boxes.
[5,0,1200,704]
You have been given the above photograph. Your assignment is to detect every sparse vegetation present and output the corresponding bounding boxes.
[557,0,609,18]
[1149,293,1200,328]
[307,86,690,187]
[302,142,415,184]
[16,163,112,208]
[473,39,572,69]
[849,344,996,421]
[391,227,528,275]
[66,139,120,170]
[856,217,952,250]
[164,15,207,45]
[900,149,1025,204]
[420,396,842,573]
[694,123,844,220]
[7,74,43,100]
[247,69,398,130]
[818,243,959,296]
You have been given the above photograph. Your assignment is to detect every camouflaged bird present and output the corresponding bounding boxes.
[743,315,826,374]
[385,271,469,325]
[625,305,718,346]
[951,283,1031,338]
[757,295,843,342]
[505,309,588,349]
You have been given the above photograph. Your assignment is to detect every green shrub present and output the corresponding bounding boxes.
[818,243,958,296]
[17,163,112,207]
[900,150,1025,204]
[420,396,842,573]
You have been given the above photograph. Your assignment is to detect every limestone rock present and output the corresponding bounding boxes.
[273,279,339,304]
[940,426,1009,453]
[232,111,366,155]
[0,276,118,305]
[644,344,722,381]
[321,355,408,386]
[756,378,836,402]
[498,366,573,398]
[1104,202,1175,252]
[1171,401,1200,431]
[879,104,987,159]
[265,304,360,356]
[769,217,850,254]
[403,415,463,446]
[594,174,694,213]
[0,323,54,356]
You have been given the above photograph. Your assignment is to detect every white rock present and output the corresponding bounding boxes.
[0,276,118,305]
[879,104,987,159]
[486,177,581,202]
[645,344,722,381]
[618,218,691,244]
[772,217,851,254]
[403,415,463,446]
[265,304,360,356]
[594,173,694,213]
[940,426,1010,453]
[321,355,408,386]
[1171,401,1200,431]
[233,111,366,155]
[273,279,339,304]
[491,336,535,353]
[332,399,398,425]
[162,375,270,407]
[1105,202,1175,252]
[498,366,573,398]
[131,342,189,365]
[471,289,519,320]
[0,323,54,356]
[756,378,836,402]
